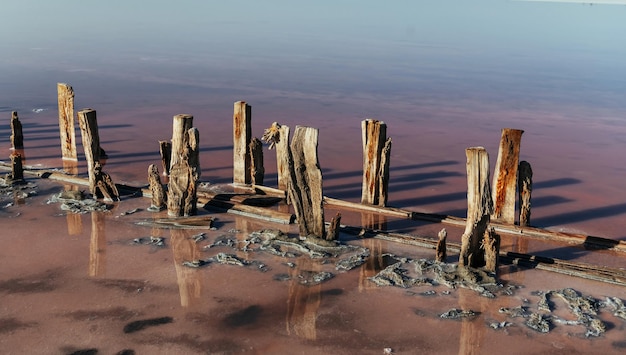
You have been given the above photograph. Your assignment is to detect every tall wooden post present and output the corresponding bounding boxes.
[361,119,391,206]
[459,147,493,268]
[167,114,199,217]
[10,111,24,150]
[518,160,533,227]
[148,164,166,212]
[491,128,524,224]
[275,125,291,193]
[57,83,77,161]
[233,101,251,185]
[9,154,24,182]
[288,126,325,238]
[78,109,119,201]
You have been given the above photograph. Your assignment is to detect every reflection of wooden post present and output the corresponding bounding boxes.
[57,83,77,161]
[10,111,24,150]
[89,211,106,277]
[491,128,523,224]
[233,101,251,185]
[459,147,493,268]
[148,164,166,211]
[458,288,486,355]
[518,160,532,227]
[159,140,172,176]
[359,238,383,291]
[288,126,325,238]
[167,115,199,217]
[361,212,387,231]
[171,229,202,308]
[361,119,391,206]
[249,137,264,185]
[286,258,321,340]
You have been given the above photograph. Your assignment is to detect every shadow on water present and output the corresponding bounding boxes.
[532,203,626,228]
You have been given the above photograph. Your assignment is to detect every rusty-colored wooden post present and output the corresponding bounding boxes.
[249,137,264,186]
[459,147,493,268]
[167,114,199,217]
[77,109,119,201]
[288,126,325,238]
[491,128,524,224]
[518,160,533,227]
[10,111,24,150]
[361,119,391,206]
[233,101,251,185]
[57,83,77,161]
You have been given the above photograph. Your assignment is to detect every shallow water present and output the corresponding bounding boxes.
[1,1,626,354]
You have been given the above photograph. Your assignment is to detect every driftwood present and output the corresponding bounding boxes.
[57,83,77,161]
[167,115,199,217]
[10,111,24,150]
[361,119,391,206]
[491,128,524,224]
[77,109,119,201]
[233,101,252,185]
[435,228,447,262]
[288,126,325,238]
[518,160,533,227]
[147,164,166,211]
[159,140,172,176]
[249,137,264,185]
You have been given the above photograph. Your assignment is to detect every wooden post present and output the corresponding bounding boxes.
[483,227,500,273]
[491,128,524,224]
[518,160,533,227]
[167,115,199,217]
[288,126,325,238]
[327,213,341,241]
[233,101,251,185]
[159,140,172,176]
[249,137,264,186]
[9,154,24,182]
[459,147,493,268]
[57,83,77,161]
[77,109,119,201]
[361,119,391,206]
[262,122,291,193]
[148,164,166,212]
[10,111,24,150]
[435,228,447,262]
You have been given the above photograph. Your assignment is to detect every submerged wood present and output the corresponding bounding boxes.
[159,140,172,176]
[361,119,390,206]
[148,164,166,211]
[518,160,533,227]
[491,128,524,224]
[435,228,447,262]
[249,137,264,185]
[459,147,493,268]
[57,83,77,161]
[233,101,252,185]
[167,114,199,217]
[288,126,325,238]
[10,111,24,150]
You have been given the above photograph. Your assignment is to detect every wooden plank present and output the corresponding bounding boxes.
[491,128,524,223]
[57,83,77,161]
[289,126,325,237]
[233,101,251,185]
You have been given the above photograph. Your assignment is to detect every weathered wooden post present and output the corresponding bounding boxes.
[159,140,172,176]
[459,147,493,268]
[361,119,391,206]
[483,227,500,273]
[518,160,533,227]
[491,128,524,224]
[249,137,264,185]
[233,101,251,185]
[327,213,342,241]
[167,114,200,217]
[57,83,77,161]
[77,109,119,201]
[288,126,325,238]
[9,154,24,182]
[10,111,24,150]
[148,164,166,212]
[262,122,291,203]
[435,228,447,262]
